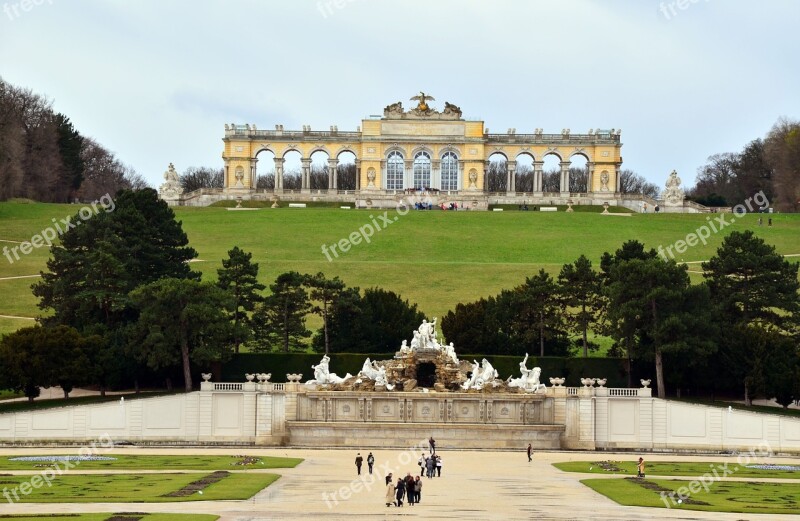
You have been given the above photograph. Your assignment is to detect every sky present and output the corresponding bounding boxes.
[1,0,798,189]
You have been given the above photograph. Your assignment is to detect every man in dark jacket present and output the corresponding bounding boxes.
[355,453,363,475]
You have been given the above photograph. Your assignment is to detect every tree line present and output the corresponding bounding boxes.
[0,189,796,404]
[0,77,147,202]
[442,236,798,402]
[688,118,800,211]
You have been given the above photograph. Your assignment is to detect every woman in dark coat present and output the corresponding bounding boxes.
[395,477,406,507]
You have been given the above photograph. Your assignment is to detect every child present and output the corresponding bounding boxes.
[637,457,645,478]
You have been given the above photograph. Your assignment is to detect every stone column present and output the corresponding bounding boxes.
[274,157,285,192]
[615,164,622,193]
[586,162,595,194]
[405,159,414,190]
[301,158,311,193]
[327,158,339,191]
[250,159,257,190]
[484,160,491,193]
[506,161,516,195]
[533,161,544,195]
[560,161,571,195]
[355,159,361,191]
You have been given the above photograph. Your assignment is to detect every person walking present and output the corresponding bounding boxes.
[436,455,442,477]
[385,472,393,485]
[429,436,436,454]
[395,477,406,507]
[637,457,645,478]
[419,454,426,476]
[385,478,395,507]
[527,443,533,462]
[367,452,375,474]
[355,453,363,475]
[414,475,422,503]
[405,473,416,506]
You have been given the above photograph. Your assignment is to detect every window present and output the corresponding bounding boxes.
[386,151,404,190]
[413,152,431,190]
[441,152,459,191]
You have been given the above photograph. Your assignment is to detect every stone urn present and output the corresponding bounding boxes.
[201,373,212,382]
[260,373,272,383]
[286,373,303,383]
[640,379,651,388]
[595,378,607,388]
[602,201,610,214]
[549,377,565,387]
[566,199,574,212]
[581,378,596,388]
[245,373,255,382]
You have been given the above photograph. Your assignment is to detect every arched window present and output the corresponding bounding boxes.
[414,152,431,190]
[441,152,459,191]
[386,151,404,190]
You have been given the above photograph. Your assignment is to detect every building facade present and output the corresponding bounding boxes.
[193,94,625,209]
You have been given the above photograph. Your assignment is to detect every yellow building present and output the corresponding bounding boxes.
[171,94,627,209]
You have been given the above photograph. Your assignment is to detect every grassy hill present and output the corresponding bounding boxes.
[1,201,798,337]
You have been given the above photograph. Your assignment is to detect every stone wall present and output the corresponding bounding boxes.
[3,383,800,453]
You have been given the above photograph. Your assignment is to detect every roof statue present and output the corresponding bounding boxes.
[410,91,435,112]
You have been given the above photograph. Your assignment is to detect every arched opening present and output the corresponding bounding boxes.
[413,151,432,190]
[386,151,404,190]
[255,149,276,190]
[515,153,534,193]
[416,362,436,388]
[569,154,589,193]
[310,150,330,190]
[282,150,302,190]
[440,151,459,191]
[487,152,507,192]
[337,151,357,191]
[542,154,561,193]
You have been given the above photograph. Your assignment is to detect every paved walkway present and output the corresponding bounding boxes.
[2,448,800,520]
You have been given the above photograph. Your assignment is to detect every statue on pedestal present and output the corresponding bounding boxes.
[507,353,546,392]
[307,354,351,385]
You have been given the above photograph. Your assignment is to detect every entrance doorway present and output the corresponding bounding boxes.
[416,362,436,388]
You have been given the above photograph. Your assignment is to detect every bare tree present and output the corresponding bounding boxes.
[568,167,588,193]
[515,164,533,192]
[542,170,560,193]
[765,118,800,212]
[283,170,302,190]
[256,174,275,190]
[619,169,659,198]
[337,163,357,191]
[309,164,328,190]
[179,166,223,193]
[486,161,507,192]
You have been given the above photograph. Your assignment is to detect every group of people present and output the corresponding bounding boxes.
[386,472,424,507]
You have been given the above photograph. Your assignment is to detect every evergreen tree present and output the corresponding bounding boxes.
[55,113,85,199]
[702,230,799,403]
[304,272,347,355]
[513,270,565,357]
[129,278,235,392]
[217,247,265,353]
[558,255,602,357]
[252,271,311,353]
[606,257,716,398]
[320,287,425,353]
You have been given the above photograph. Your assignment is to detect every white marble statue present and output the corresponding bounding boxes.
[307,354,351,385]
[399,340,409,354]
[410,330,421,350]
[358,358,381,381]
[417,318,438,349]
[507,354,546,393]
[480,358,498,382]
[374,366,395,391]
[462,360,482,390]
[444,342,458,364]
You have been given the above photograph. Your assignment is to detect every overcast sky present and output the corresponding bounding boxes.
[1,0,798,189]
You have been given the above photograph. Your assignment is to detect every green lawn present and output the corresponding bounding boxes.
[583,477,800,515]
[555,460,800,479]
[0,472,279,503]
[1,201,798,330]
[0,389,23,401]
[0,515,218,521]
[0,454,303,471]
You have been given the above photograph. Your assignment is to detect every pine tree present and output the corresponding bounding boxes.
[252,271,311,353]
[217,247,265,353]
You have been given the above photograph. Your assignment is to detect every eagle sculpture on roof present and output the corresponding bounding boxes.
[410,92,435,112]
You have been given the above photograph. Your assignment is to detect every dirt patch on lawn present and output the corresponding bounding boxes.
[163,471,230,497]
[625,477,710,506]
